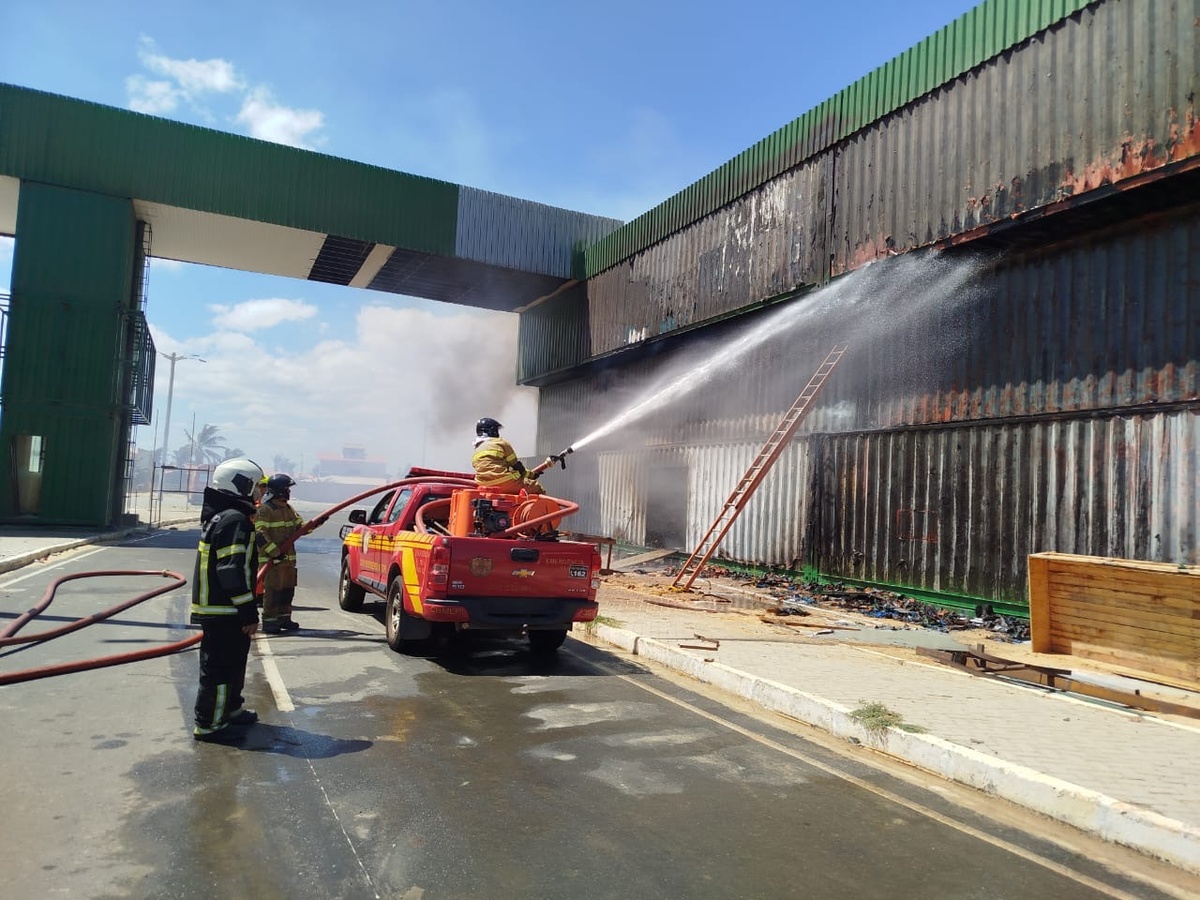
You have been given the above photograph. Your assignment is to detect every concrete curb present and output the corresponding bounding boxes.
[590,622,1200,874]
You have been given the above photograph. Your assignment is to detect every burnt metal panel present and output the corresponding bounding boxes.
[813,410,1200,608]
[536,200,1200,606]
[832,0,1200,269]
[585,162,831,358]
[584,0,1097,276]
[575,0,1197,366]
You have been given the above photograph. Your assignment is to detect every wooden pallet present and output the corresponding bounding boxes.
[1028,552,1200,688]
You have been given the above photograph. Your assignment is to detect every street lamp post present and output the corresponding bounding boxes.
[155,352,205,524]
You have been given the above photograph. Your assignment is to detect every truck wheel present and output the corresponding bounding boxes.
[528,629,567,655]
[338,558,366,612]
[385,577,428,653]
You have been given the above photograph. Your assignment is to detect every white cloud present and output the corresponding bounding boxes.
[138,39,243,95]
[235,86,325,149]
[125,76,183,115]
[125,38,326,148]
[207,297,318,332]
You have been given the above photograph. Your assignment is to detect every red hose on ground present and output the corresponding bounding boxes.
[2,476,558,686]
[0,570,191,686]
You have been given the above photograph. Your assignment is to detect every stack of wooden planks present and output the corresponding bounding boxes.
[1028,552,1199,689]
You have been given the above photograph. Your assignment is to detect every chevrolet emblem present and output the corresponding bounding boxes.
[511,568,536,578]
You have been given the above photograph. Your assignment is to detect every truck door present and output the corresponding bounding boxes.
[362,488,412,592]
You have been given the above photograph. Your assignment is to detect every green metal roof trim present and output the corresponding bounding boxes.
[0,84,459,255]
[583,0,1096,277]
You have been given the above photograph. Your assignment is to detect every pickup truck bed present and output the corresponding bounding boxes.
[338,474,600,654]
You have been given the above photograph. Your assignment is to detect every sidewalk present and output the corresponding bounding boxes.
[3,523,1198,876]
[584,570,1200,876]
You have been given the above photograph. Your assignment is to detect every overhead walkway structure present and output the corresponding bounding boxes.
[0,84,622,527]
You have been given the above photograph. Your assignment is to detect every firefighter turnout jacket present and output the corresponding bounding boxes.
[191,488,260,625]
[255,497,303,590]
[472,436,525,489]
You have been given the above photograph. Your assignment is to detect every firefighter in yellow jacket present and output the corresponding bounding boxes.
[471,417,545,495]
[254,473,309,633]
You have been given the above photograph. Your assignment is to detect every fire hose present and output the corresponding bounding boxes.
[1,473,578,686]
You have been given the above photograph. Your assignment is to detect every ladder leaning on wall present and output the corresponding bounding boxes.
[671,343,849,592]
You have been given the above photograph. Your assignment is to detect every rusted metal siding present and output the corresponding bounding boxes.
[814,410,1200,607]
[812,208,1200,430]
[560,0,1199,377]
[538,201,1200,607]
[585,163,830,358]
[832,0,1200,268]
[583,0,1097,277]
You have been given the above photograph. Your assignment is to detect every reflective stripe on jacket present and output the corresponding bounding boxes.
[192,507,259,622]
[472,436,523,487]
[254,498,303,563]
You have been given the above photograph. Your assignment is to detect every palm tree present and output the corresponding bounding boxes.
[182,424,229,466]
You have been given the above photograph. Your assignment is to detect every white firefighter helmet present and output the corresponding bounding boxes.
[211,458,265,499]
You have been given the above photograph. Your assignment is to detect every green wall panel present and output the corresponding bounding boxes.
[0,182,135,525]
[0,84,459,255]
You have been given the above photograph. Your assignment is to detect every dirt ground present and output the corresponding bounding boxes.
[594,567,1200,724]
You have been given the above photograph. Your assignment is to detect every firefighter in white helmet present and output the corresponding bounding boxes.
[471,417,545,495]
[191,457,264,744]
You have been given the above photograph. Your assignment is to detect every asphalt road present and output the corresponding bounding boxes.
[0,524,1188,900]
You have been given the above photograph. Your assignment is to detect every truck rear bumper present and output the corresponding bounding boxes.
[422,597,598,628]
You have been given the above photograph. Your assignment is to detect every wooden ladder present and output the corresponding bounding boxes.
[671,344,848,591]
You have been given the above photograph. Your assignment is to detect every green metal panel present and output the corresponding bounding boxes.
[0,84,460,256]
[583,0,1095,277]
[0,182,135,525]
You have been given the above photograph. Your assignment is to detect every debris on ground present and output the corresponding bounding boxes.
[665,564,1031,642]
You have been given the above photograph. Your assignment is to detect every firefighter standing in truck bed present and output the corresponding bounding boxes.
[254,474,313,633]
[471,417,545,495]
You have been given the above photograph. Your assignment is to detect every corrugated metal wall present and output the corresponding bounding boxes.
[583,0,1098,276]
[0,182,136,525]
[518,283,592,383]
[0,84,461,255]
[832,0,1200,269]
[539,203,1200,609]
[534,0,1200,377]
[456,187,621,278]
[815,409,1200,606]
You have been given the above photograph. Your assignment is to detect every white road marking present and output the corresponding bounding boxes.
[254,634,296,712]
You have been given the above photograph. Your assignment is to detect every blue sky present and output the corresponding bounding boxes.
[0,0,979,476]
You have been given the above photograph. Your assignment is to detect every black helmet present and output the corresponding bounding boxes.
[476,417,502,438]
[265,474,296,497]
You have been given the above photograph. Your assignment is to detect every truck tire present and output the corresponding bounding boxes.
[528,628,567,655]
[385,576,429,653]
[338,558,366,612]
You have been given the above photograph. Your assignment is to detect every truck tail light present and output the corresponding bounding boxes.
[430,539,451,587]
[590,547,603,590]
